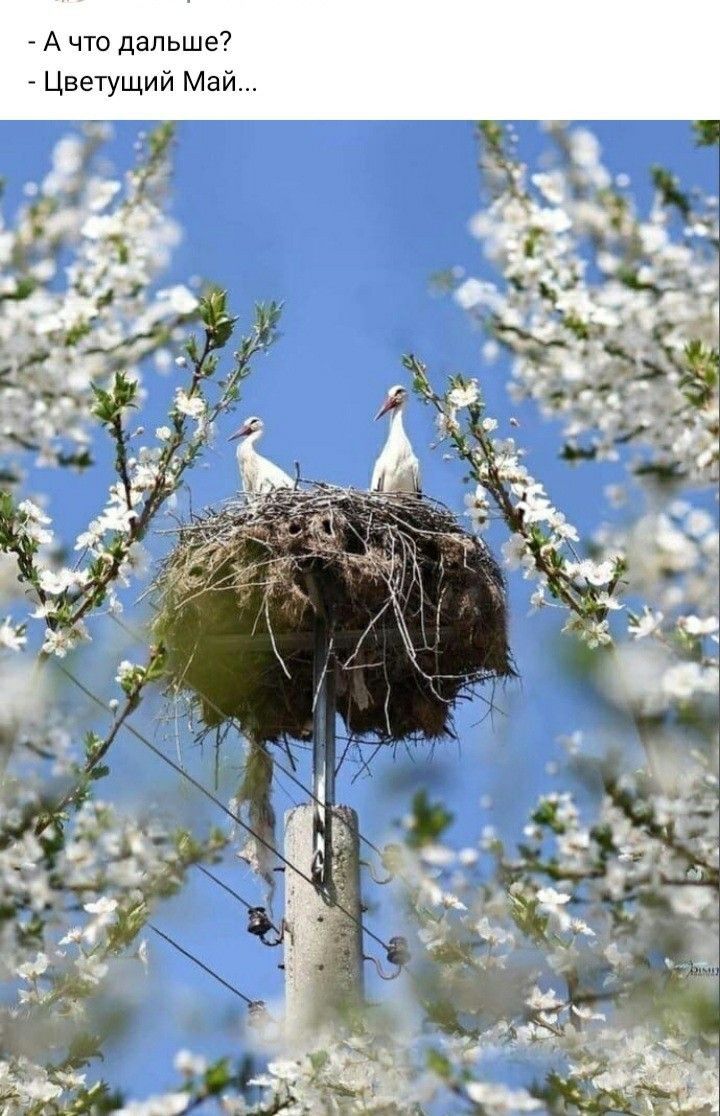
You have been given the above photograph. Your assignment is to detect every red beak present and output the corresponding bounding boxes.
[229,422,252,441]
[374,395,397,421]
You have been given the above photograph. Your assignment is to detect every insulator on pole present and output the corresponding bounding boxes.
[247,906,274,938]
[386,935,411,967]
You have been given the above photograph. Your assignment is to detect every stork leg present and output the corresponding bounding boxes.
[311,610,336,888]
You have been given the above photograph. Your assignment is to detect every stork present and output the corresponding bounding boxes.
[229,416,293,495]
[371,385,421,494]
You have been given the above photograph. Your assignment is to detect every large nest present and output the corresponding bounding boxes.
[153,485,511,745]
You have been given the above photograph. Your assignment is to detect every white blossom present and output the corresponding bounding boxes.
[536,886,573,930]
[173,1050,208,1077]
[157,285,198,315]
[677,613,719,637]
[447,380,479,409]
[629,606,664,640]
[466,1081,542,1111]
[116,1093,189,1116]
[41,622,89,658]
[0,618,26,651]
[16,952,49,981]
[174,389,206,419]
[38,567,86,595]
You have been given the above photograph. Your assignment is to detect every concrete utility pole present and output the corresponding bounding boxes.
[283,606,364,1042]
[284,803,364,1041]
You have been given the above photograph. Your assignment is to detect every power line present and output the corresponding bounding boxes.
[191,865,283,945]
[272,769,300,810]
[193,863,254,911]
[193,864,279,938]
[109,611,385,859]
[148,922,255,1006]
[55,661,391,954]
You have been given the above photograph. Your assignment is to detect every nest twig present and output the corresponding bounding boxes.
[152,484,512,746]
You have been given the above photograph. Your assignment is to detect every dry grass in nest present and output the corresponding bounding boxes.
[152,485,512,746]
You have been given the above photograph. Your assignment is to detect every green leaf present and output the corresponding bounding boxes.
[692,120,720,146]
[84,732,104,761]
[561,443,598,462]
[478,120,505,153]
[309,1049,330,1073]
[204,1058,232,1093]
[564,313,590,340]
[680,340,719,406]
[68,1031,105,1065]
[0,276,37,301]
[147,122,175,159]
[532,799,565,833]
[426,1049,452,1079]
[199,287,237,349]
[406,790,453,848]
[90,372,138,425]
[64,320,92,346]
[651,165,690,219]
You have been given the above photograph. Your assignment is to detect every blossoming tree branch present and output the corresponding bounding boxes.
[0,121,718,1114]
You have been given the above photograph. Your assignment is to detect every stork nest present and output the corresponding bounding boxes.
[152,485,511,745]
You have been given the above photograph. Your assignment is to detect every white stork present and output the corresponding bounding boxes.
[371,385,421,494]
[229,416,293,495]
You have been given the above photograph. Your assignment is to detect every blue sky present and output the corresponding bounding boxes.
[2,121,716,1100]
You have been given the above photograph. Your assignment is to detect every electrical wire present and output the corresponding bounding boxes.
[55,660,391,953]
[109,611,386,859]
[192,864,282,939]
[193,863,253,911]
[148,922,255,1006]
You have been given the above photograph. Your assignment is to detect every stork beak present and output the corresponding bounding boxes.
[229,423,251,441]
[374,395,397,421]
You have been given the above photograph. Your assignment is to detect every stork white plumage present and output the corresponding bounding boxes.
[371,385,421,494]
[229,416,293,495]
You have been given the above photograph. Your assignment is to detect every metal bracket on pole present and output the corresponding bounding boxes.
[311,607,336,889]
